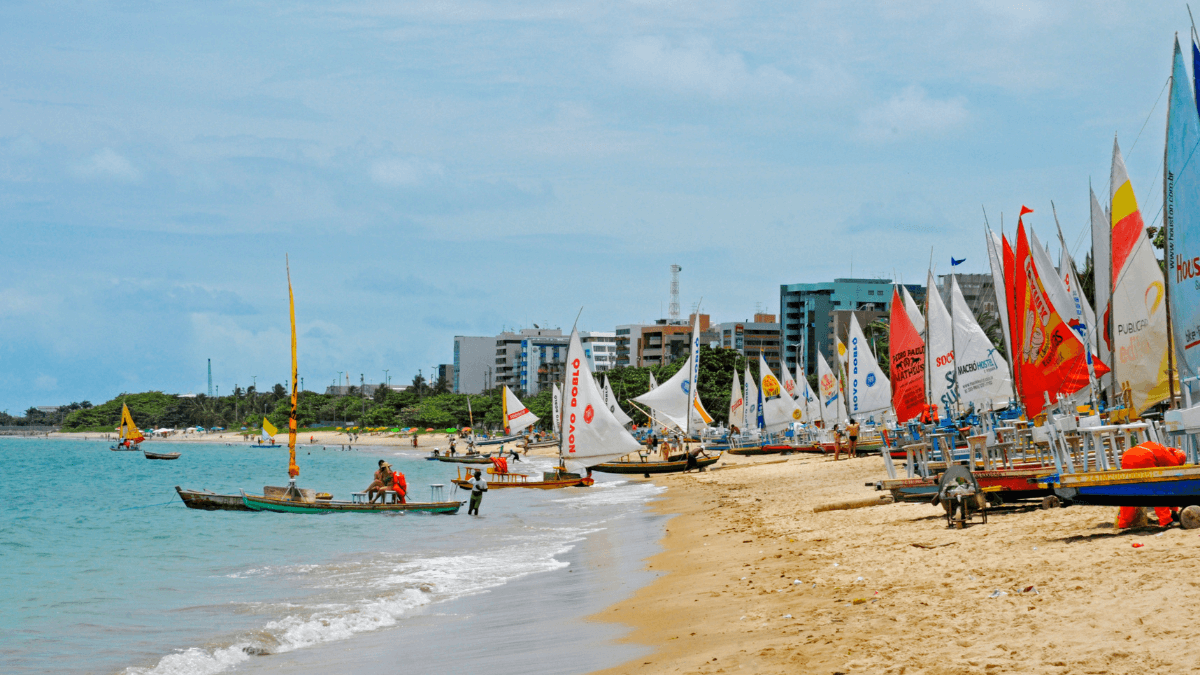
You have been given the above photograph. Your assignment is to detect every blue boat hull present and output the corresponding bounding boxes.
[1057,478,1200,507]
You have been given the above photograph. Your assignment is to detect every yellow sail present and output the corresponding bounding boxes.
[120,404,144,442]
[262,417,278,438]
[287,258,299,479]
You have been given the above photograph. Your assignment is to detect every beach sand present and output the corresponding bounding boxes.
[594,453,1200,675]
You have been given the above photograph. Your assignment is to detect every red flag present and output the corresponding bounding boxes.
[888,287,926,423]
[1012,216,1092,416]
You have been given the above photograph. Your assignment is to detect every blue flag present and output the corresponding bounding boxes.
[1192,38,1200,119]
[950,257,965,266]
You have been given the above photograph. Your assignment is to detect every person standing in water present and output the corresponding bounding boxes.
[467,469,487,515]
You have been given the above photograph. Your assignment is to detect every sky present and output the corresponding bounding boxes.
[0,1,1193,412]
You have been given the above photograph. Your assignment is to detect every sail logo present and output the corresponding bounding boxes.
[792,409,802,420]
[1176,253,1200,283]
[1116,319,1149,336]
[956,357,998,375]
[507,408,529,421]
[567,358,581,453]
[584,404,594,424]
[784,379,795,395]
[762,374,781,398]
[681,379,690,395]
[866,373,876,387]
[1024,258,1051,326]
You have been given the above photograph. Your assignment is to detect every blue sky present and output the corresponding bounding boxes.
[0,1,1191,411]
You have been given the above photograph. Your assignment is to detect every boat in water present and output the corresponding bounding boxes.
[110,403,145,451]
[144,449,181,460]
[592,452,720,475]
[175,486,252,511]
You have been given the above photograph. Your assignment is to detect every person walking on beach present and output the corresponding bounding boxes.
[846,419,860,458]
[468,469,487,515]
[449,437,457,456]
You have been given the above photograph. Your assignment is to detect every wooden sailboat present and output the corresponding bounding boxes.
[110,403,145,451]
[235,259,463,514]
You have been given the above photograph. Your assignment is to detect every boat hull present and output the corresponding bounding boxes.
[242,494,462,514]
[1053,466,1200,507]
[176,486,252,511]
[144,450,181,460]
[435,455,493,464]
[475,435,521,446]
[726,446,777,456]
[452,476,593,490]
[593,455,720,475]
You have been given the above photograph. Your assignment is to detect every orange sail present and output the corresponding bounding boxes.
[888,286,925,423]
[1012,210,1093,416]
[287,258,299,479]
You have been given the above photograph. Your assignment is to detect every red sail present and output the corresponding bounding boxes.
[888,286,926,423]
[1012,215,1092,416]
[1002,232,1019,395]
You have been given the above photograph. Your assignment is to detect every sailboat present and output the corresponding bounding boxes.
[631,314,713,439]
[250,417,280,448]
[523,384,562,450]
[457,328,647,487]
[602,376,634,427]
[239,260,463,513]
[110,403,144,451]
[475,385,537,446]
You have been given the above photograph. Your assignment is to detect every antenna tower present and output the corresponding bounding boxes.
[207,359,213,397]
[669,264,682,321]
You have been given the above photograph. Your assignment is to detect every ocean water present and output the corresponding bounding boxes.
[0,438,664,675]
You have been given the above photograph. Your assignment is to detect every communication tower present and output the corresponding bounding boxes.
[207,359,213,397]
[669,264,682,321]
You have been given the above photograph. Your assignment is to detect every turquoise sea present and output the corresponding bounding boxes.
[0,438,663,674]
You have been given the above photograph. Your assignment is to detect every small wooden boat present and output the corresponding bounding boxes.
[452,466,593,490]
[592,453,721,475]
[250,443,280,449]
[144,449,181,460]
[110,444,140,451]
[112,403,146,451]
[726,445,779,456]
[241,491,463,514]
[175,486,252,511]
[475,434,522,446]
[435,454,494,465]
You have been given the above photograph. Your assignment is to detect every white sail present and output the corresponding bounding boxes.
[846,313,892,420]
[985,227,1014,370]
[1090,186,1112,397]
[796,362,822,423]
[559,329,643,470]
[631,315,699,424]
[648,372,659,390]
[729,369,744,431]
[948,274,1013,410]
[1111,139,1172,413]
[552,383,561,435]
[816,351,842,425]
[926,269,957,416]
[502,385,539,435]
[759,354,804,432]
[744,364,760,430]
[902,286,925,340]
[602,376,634,426]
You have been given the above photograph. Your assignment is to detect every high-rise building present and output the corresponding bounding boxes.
[780,279,925,378]
[454,336,495,394]
[936,273,1000,324]
[636,314,710,367]
[712,314,782,372]
[456,328,615,396]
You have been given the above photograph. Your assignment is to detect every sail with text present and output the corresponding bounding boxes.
[501,385,539,435]
[816,351,842,425]
[552,383,561,436]
[1167,35,1200,400]
[1111,138,1173,412]
[601,376,634,427]
[1012,210,1097,416]
[560,328,643,471]
[729,368,744,431]
[743,364,760,430]
[846,313,891,421]
[889,286,926,423]
[795,361,822,423]
[949,274,1013,409]
[759,354,804,432]
[926,269,957,416]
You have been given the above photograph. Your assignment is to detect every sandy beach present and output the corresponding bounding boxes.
[594,452,1200,675]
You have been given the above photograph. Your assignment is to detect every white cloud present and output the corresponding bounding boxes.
[611,36,794,99]
[369,157,443,187]
[72,148,141,182]
[855,86,968,142]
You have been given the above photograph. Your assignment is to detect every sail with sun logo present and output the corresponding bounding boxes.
[845,314,891,422]
[758,354,804,433]
[560,328,643,472]
[1110,141,1173,413]
[816,351,842,425]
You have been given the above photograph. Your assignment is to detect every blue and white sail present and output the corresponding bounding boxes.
[1167,35,1200,400]
[845,313,891,421]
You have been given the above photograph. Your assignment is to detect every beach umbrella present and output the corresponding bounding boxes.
[445,428,457,433]
[424,427,434,432]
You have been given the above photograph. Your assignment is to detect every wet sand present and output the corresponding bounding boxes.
[594,452,1200,675]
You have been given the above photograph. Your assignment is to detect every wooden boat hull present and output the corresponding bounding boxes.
[452,476,593,490]
[144,450,181,460]
[110,446,140,451]
[973,468,1054,503]
[242,493,462,514]
[436,451,492,461]
[592,455,720,475]
[475,435,521,446]
[879,477,939,502]
[175,486,252,511]
[1051,466,1200,507]
[726,446,777,456]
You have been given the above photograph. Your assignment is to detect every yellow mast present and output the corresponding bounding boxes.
[287,257,299,479]
[501,385,510,435]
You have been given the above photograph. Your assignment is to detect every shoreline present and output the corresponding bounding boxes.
[591,452,1200,674]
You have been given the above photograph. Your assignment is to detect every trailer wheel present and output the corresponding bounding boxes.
[1180,505,1200,530]
[1040,496,1061,510]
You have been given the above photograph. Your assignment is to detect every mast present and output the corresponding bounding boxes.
[1052,201,1100,408]
[948,273,960,417]
[1164,60,1181,409]
[501,385,510,435]
[286,256,299,482]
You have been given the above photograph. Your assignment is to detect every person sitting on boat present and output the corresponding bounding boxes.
[468,469,487,516]
[366,460,393,503]
[1116,442,1188,528]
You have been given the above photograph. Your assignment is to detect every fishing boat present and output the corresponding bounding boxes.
[237,258,464,515]
[435,454,493,465]
[144,449,181,460]
[250,417,281,448]
[110,403,145,451]
[175,486,252,511]
[592,452,720,475]
[475,434,521,446]
[455,326,643,490]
